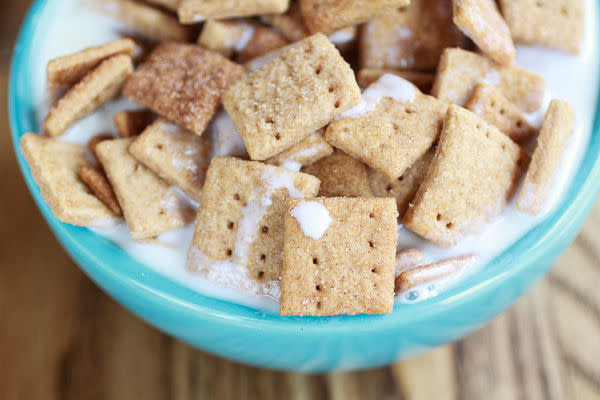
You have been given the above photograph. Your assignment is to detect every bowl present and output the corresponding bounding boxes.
[9,0,600,372]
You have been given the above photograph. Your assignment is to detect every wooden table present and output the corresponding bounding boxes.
[2,3,600,399]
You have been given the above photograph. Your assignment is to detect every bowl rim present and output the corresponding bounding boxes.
[8,0,600,335]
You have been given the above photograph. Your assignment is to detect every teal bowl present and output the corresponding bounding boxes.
[9,0,600,372]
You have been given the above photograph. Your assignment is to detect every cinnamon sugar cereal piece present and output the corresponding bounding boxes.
[518,100,575,215]
[197,20,256,58]
[145,0,180,11]
[395,248,425,275]
[368,148,434,217]
[79,165,123,216]
[190,157,320,282]
[129,118,212,201]
[88,134,115,159]
[302,150,372,197]
[236,26,289,63]
[360,1,466,71]
[222,33,361,160]
[262,1,309,41]
[266,129,333,169]
[395,254,477,293]
[113,109,155,137]
[357,69,435,93]
[89,0,196,42]
[96,138,195,239]
[178,0,290,24]
[432,48,545,113]
[326,74,448,179]
[299,0,410,35]
[280,197,398,316]
[20,134,117,227]
[499,0,584,54]
[452,0,516,65]
[403,105,529,247]
[43,54,133,137]
[465,83,536,143]
[123,42,245,135]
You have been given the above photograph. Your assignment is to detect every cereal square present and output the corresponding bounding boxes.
[190,157,320,282]
[178,0,290,23]
[357,69,435,93]
[326,74,448,179]
[432,48,545,113]
[280,197,398,316]
[236,26,289,63]
[222,33,361,160]
[129,118,213,201]
[266,129,333,168]
[518,100,575,215]
[79,165,122,216]
[123,42,245,135]
[395,248,425,274]
[395,254,477,294]
[96,138,195,239]
[261,1,309,41]
[403,105,529,247]
[20,133,117,227]
[197,20,257,58]
[302,150,372,197]
[499,0,584,54]
[113,109,155,137]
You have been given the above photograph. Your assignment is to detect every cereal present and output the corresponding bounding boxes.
[403,105,529,247]
[197,20,256,58]
[190,157,320,282]
[20,133,117,227]
[357,68,435,93]
[499,0,584,54]
[222,33,361,160]
[452,0,516,65]
[299,0,410,35]
[43,54,133,137]
[326,74,448,179]
[518,100,575,215]
[266,129,333,169]
[123,42,245,135]
[395,254,477,293]
[395,248,425,275]
[262,1,309,41]
[302,150,373,197]
[88,134,115,160]
[359,1,466,71]
[129,118,213,201]
[96,138,195,239]
[178,0,290,24]
[465,83,537,143]
[236,26,289,63]
[145,0,180,11]
[432,48,545,113]
[113,109,155,137]
[78,165,123,216]
[280,197,398,316]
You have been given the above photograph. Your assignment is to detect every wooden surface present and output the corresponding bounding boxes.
[2,3,600,399]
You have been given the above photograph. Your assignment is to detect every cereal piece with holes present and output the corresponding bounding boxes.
[189,157,320,283]
[326,74,448,179]
[123,42,245,135]
[197,20,257,58]
[280,197,398,316]
[222,33,361,160]
[96,138,195,239]
[178,0,290,24]
[266,129,333,169]
[403,105,529,247]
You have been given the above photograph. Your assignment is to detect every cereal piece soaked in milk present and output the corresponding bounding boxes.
[403,105,529,247]
[79,165,122,216]
[96,138,195,239]
[395,248,425,275]
[357,68,435,92]
[518,100,576,215]
[189,157,320,285]
[280,197,398,316]
[178,0,290,24]
[129,118,213,201]
[236,26,289,63]
[326,74,448,179]
[113,109,155,137]
[197,20,256,58]
[266,129,333,169]
[20,134,118,227]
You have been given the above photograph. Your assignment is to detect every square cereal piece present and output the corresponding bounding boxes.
[395,248,425,274]
[129,118,212,201]
[262,1,309,41]
[357,69,435,93]
[190,157,320,282]
[236,26,289,63]
[113,109,155,137]
[499,0,584,54]
[403,105,529,247]
[222,33,361,160]
[359,1,466,71]
[19,133,117,227]
[518,100,575,215]
[197,20,257,58]
[302,150,372,197]
[465,83,537,143]
[452,0,515,65]
[178,0,290,24]
[432,48,545,113]
[395,254,477,294]
[88,134,115,160]
[79,165,122,216]
[299,0,410,35]
[123,42,245,135]
[368,148,434,217]
[96,138,195,239]
[326,74,448,179]
[266,129,333,169]
[280,197,398,316]
[43,54,133,137]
